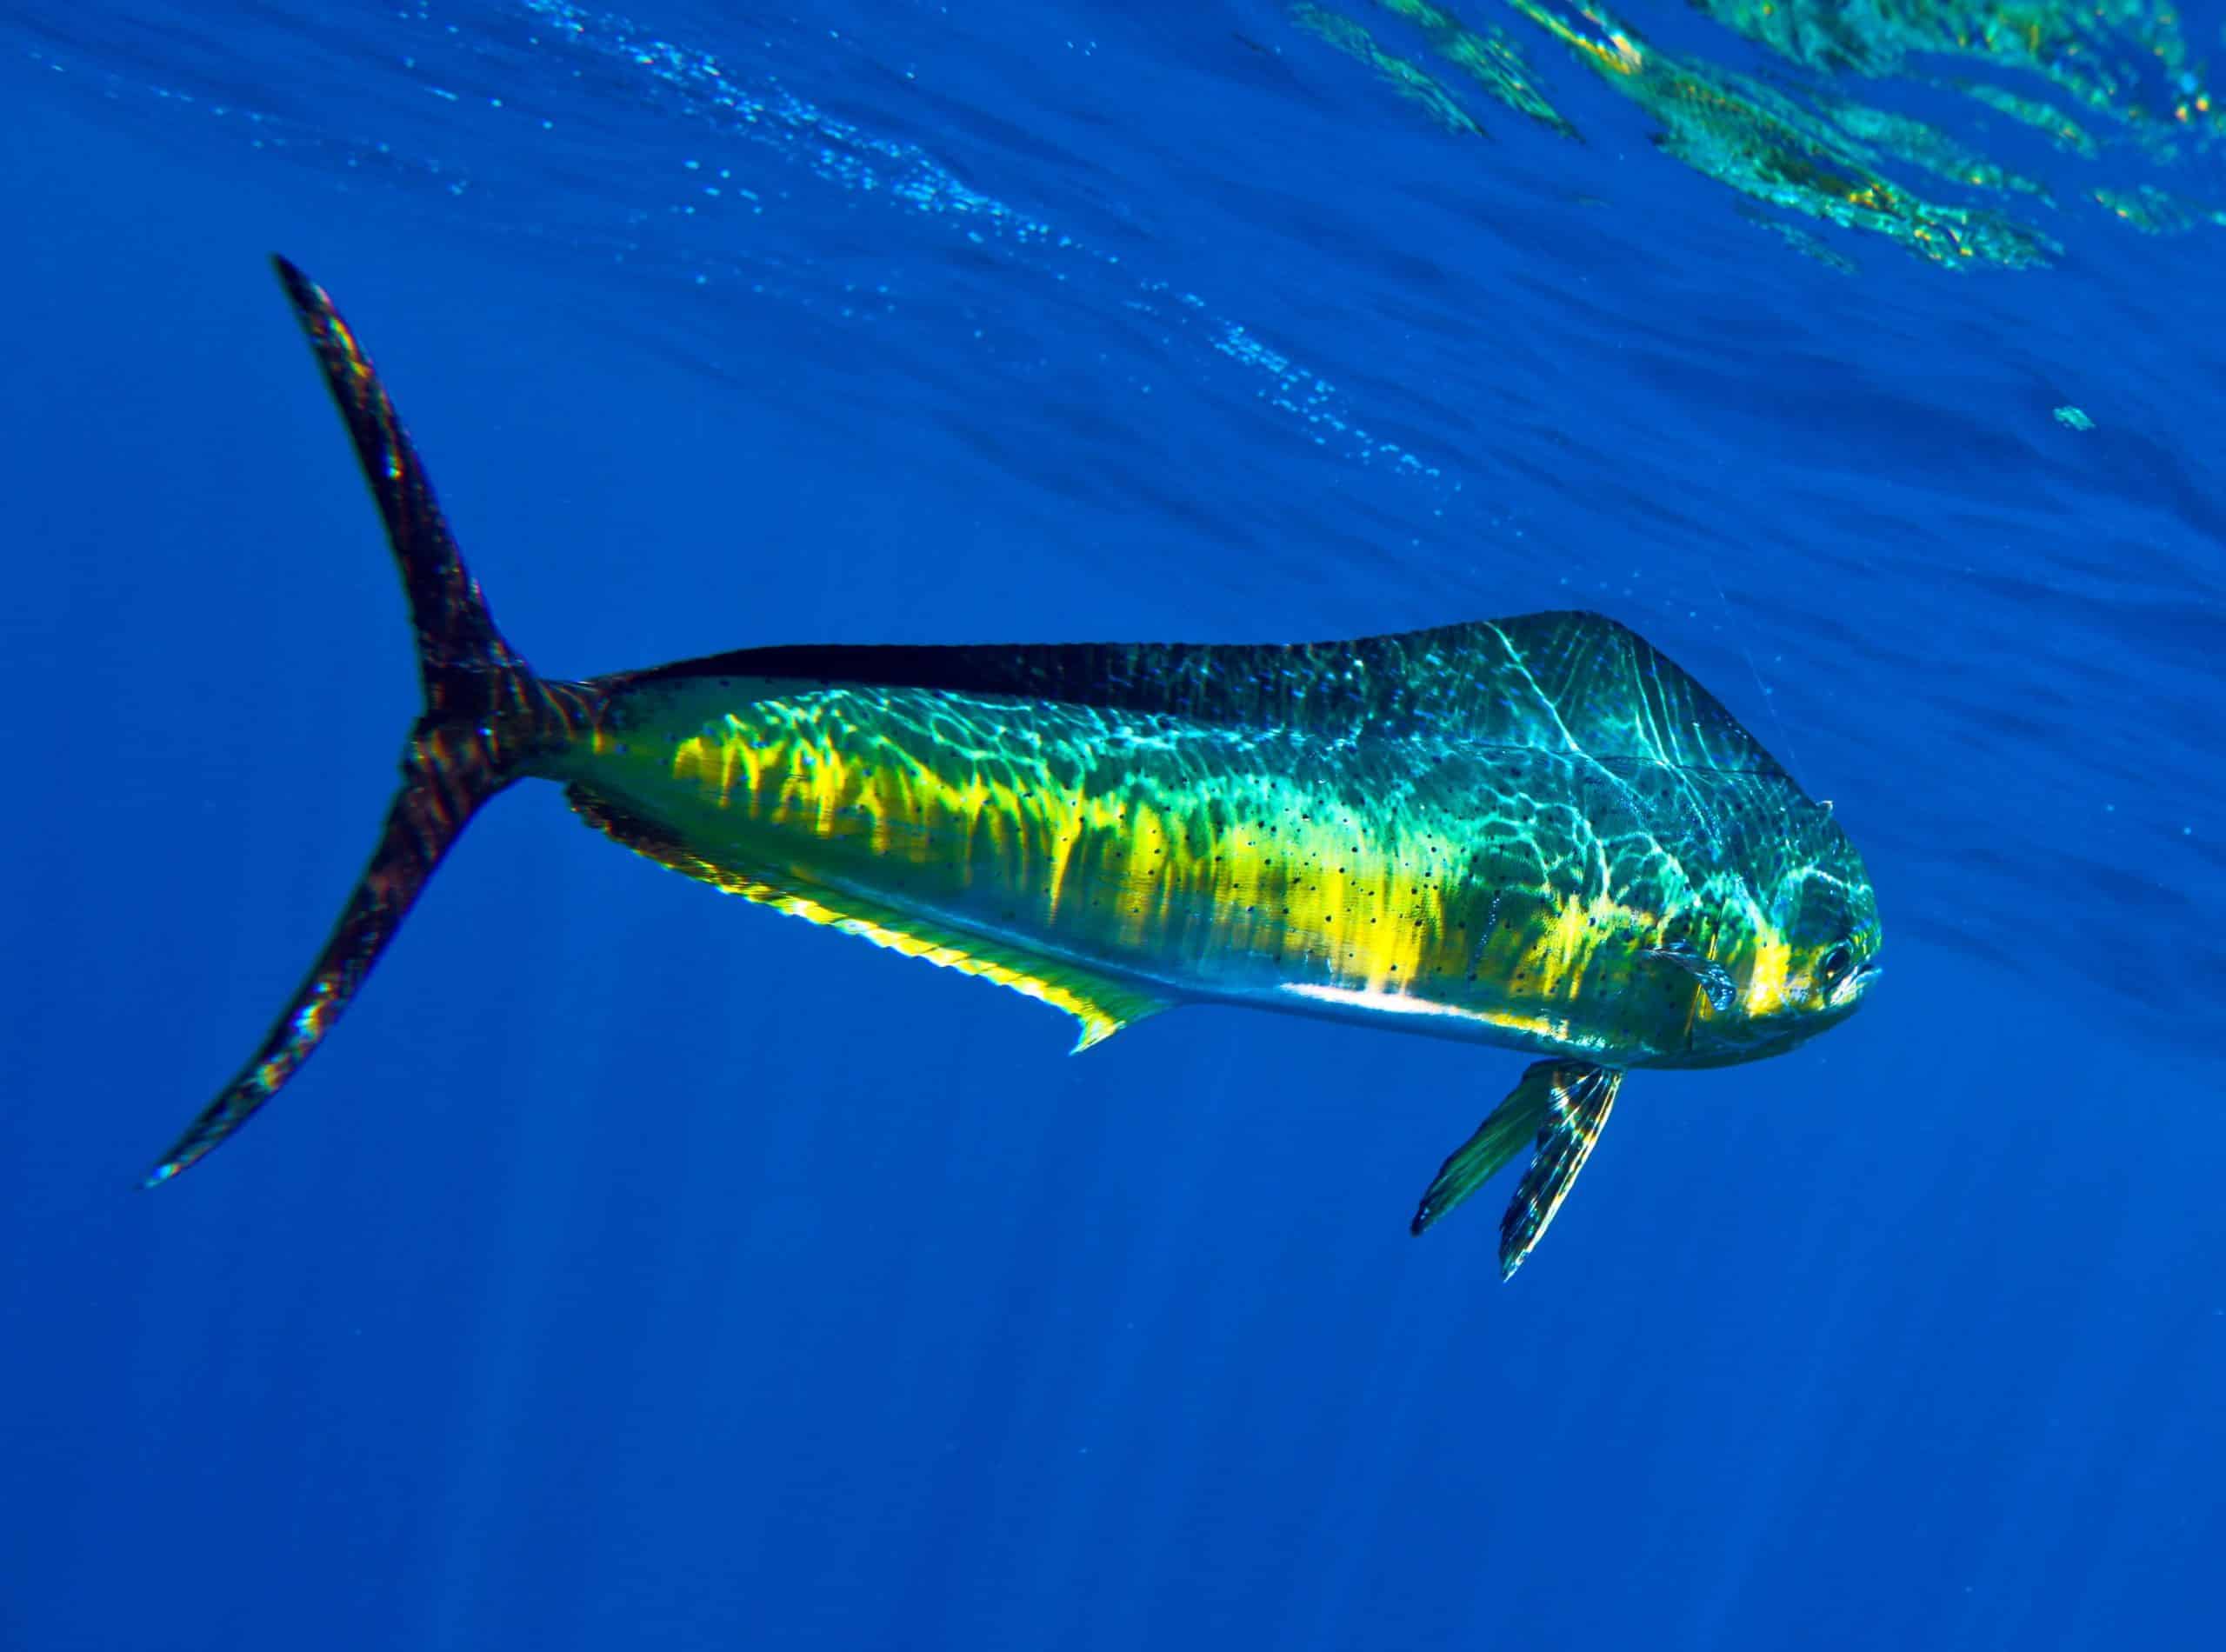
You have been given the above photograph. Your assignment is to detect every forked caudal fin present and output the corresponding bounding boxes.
[143,258,587,1186]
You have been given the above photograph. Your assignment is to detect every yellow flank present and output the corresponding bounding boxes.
[1520,889,1650,1002]
[1741,923,1795,1016]
[656,693,1521,999]
[1478,1006,1585,1043]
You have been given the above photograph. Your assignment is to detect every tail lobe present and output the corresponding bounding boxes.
[143,736,503,1184]
[143,258,576,1185]
[266,255,530,723]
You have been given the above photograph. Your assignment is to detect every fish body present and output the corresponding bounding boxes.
[551,625,1871,1072]
[145,261,1883,1278]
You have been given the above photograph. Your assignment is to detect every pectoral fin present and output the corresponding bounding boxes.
[1410,1061,1559,1236]
[1499,1064,1623,1278]
[1641,942,1736,1011]
[1409,1059,1625,1280]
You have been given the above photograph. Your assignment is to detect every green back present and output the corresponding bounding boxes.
[601,611,1796,785]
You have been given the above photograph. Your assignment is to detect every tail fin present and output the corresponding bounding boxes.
[143,257,575,1186]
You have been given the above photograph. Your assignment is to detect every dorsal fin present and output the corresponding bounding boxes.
[602,612,1786,779]
[1477,613,1787,778]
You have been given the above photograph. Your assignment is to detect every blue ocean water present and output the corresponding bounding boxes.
[4,3,2223,1648]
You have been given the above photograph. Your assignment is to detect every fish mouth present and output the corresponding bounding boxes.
[1826,961,1885,1011]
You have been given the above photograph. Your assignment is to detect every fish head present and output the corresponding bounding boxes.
[1697,798,1883,1060]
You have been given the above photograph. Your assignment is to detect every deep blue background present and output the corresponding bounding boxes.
[4,4,2224,1649]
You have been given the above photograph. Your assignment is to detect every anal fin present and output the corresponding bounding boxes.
[567,786,1170,1049]
[1409,1059,1625,1281]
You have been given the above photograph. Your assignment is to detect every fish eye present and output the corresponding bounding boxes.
[1818,943,1853,982]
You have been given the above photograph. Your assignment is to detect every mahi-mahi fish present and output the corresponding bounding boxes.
[145,258,1884,1277]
